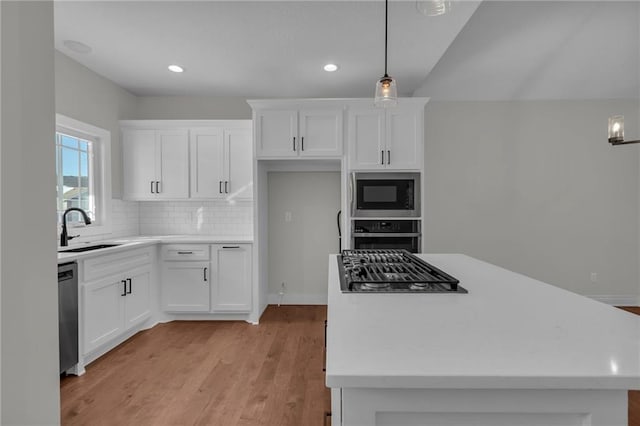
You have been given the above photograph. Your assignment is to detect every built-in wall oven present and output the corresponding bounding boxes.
[352,220,421,253]
[351,172,420,218]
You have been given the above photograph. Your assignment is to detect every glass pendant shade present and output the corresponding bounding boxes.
[416,0,452,17]
[608,115,624,143]
[374,75,398,107]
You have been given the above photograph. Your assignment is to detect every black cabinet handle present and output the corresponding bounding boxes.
[293,136,296,151]
[121,280,127,296]
[155,181,160,193]
[301,136,304,151]
[126,278,132,294]
[219,181,223,194]
[150,181,155,194]
[323,319,327,372]
[222,246,240,249]
[387,150,391,165]
[204,267,208,282]
[381,150,384,165]
[177,251,193,255]
[225,181,229,193]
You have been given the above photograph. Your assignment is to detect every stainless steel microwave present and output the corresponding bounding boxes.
[350,172,420,217]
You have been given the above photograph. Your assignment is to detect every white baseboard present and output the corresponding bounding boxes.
[268,293,328,305]
[586,295,639,306]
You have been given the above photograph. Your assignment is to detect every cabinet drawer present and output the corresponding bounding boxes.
[83,247,153,282]
[161,244,210,261]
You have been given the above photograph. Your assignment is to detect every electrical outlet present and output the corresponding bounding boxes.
[285,211,292,222]
[279,282,286,296]
[590,272,598,283]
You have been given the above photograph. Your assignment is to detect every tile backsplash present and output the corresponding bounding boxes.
[60,199,253,244]
[111,199,140,238]
[138,201,253,236]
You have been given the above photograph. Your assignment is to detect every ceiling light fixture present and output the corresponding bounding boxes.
[63,40,92,55]
[608,115,640,145]
[168,64,184,73]
[416,0,452,17]
[324,63,339,72]
[374,0,398,108]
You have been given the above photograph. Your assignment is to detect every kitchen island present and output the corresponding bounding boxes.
[326,253,640,426]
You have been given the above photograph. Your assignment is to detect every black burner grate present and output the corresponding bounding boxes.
[338,249,467,293]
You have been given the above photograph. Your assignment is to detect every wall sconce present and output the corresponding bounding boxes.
[609,115,640,145]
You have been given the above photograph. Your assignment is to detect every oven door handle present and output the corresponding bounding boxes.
[351,232,422,238]
[349,173,355,216]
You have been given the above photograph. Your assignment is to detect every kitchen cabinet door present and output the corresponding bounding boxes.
[211,244,252,312]
[385,105,422,170]
[123,266,152,330]
[226,127,253,200]
[156,129,189,199]
[83,276,126,354]
[162,261,211,312]
[190,127,226,199]
[255,110,298,158]
[123,129,157,200]
[348,108,386,170]
[298,109,343,157]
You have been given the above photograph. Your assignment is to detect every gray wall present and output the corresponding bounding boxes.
[2,2,60,423]
[424,100,639,299]
[268,172,341,302]
[134,96,251,120]
[55,52,137,199]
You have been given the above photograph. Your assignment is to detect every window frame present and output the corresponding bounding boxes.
[56,114,112,240]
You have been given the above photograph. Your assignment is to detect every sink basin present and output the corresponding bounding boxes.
[59,243,121,253]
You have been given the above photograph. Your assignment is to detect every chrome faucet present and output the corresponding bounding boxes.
[60,207,92,247]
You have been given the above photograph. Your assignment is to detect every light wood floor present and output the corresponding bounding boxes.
[62,305,640,426]
[61,306,330,426]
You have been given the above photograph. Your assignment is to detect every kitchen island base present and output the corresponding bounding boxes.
[336,388,626,426]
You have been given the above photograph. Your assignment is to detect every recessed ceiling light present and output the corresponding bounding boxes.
[324,63,339,72]
[63,40,92,54]
[168,64,184,73]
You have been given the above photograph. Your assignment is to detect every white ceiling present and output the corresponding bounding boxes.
[54,1,640,101]
[54,0,480,98]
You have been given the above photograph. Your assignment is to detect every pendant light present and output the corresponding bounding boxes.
[374,0,398,107]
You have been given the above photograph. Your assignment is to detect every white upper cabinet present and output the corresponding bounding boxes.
[385,105,422,170]
[226,127,253,200]
[190,127,226,199]
[121,120,253,201]
[255,110,298,158]
[347,99,427,171]
[252,103,344,159]
[348,108,386,169]
[298,109,343,157]
[123,128,189,200]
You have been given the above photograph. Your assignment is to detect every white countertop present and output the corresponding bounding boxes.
[326,253,640,390]
[57,234,253,263]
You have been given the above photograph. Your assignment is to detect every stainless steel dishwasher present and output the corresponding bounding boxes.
[58,262,78,374]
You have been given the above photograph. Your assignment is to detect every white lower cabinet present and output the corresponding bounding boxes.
[161,243,252,314]
[162,261,211,312]
[83,264,152,355]
[211,244,252,312]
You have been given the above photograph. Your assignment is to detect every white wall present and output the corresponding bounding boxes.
[55,52,137,199]
[424,100,639,302]
[1,2,60,424]
[267,172,341,304]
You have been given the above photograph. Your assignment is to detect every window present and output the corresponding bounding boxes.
[56,132,95,223]
[56,114,112,238]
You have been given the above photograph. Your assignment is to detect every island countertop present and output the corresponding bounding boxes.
[325,253,640,390]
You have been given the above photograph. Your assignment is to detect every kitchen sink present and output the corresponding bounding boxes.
[59,244,121,253]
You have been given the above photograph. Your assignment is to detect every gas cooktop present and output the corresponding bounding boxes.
[337,249,467,293]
